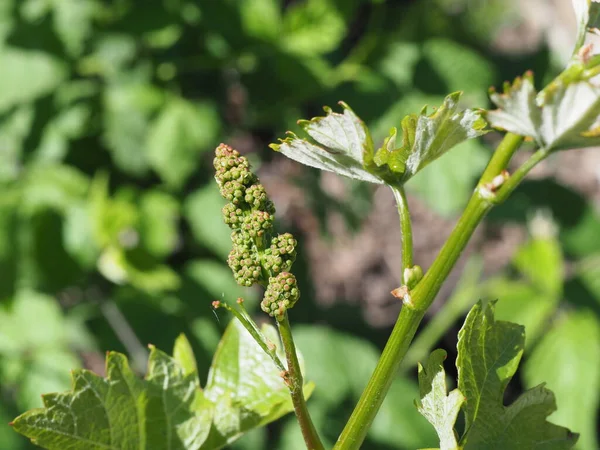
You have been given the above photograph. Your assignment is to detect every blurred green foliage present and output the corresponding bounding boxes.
[0,0,599,449]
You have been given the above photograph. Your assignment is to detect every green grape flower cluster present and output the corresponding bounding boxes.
[214,144,299,319]
[261,272,300,318]
[264,233,297,274]
[227,245,262,287]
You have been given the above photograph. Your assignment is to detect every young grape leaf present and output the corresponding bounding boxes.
[12,321,311,450]
[270,102,383,184]
[486,73,540,142]
[457,301,578,450]
[487,67,600,152]
[416,349,464,450]
[573,0,600,53]
[373,92,487,184]
[270,93,487,187]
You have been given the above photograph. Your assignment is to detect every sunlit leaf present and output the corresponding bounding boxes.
[372,92,488,184]
[572,0,600,53]
[103,82,163,175]
[139,190,180,258]
[12,321,310,449]
[0,48,67,114]
[0,291,91,410]
[281,0,347,56]
[240,0,281,41]
[421,39,494,107]
[487,69,600,151]
[271,94,486,188]
[35,104,90,164]
[0,106,34,182]
[457,301,578,450]
[524,312,600,450]
[45,0,98,57]
[270,101,383,184]
[21,164,89,216]
[185,184,242,259]
[416,349,464,450]
[147,98,220,189]
[513,236,563,296]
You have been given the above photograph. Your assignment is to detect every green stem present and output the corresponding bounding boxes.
[278,314,325,450]
[221,302,286,372]
[411,192,492,311]
[493,148,548,203]
[334,133,526,450]
[391,185,414,282]
[333,306,424,449]
[400,256,482,373]
[479,133,524,185]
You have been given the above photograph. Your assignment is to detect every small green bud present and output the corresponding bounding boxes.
[228,245,263,287]
[261,272,300,319]
[403,265,423,290]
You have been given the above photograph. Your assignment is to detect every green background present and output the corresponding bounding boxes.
[0,0,598,448]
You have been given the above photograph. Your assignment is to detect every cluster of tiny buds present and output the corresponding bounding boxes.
[228,245,262,287]
[241,210,273,239]
[261,272,300,320]
[214,144,252,187]
[215,143,300,318]
[264,233,297,274]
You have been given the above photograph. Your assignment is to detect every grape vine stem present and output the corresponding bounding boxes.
[333,133,529,450]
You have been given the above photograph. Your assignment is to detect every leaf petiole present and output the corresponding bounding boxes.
[215,300,286,373]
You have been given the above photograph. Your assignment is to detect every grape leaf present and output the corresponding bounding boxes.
[239,0,281,42]
[487,69,600,152]
[457,301,578,450]
[50,0,97,57]
[139,190,180,258]
[270,101,383,184]
[416,349,464,450]
[12,321,310,450]
[270,94,487,187]
[372,92,487,184]
[0,291,91,410]
[103,82,162,176]
[281,0,347,56]
[523,312,600,450]
[147,97,220,190]
[0,48,67,114]
[512,236,563,297]
[573,0,600,53]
